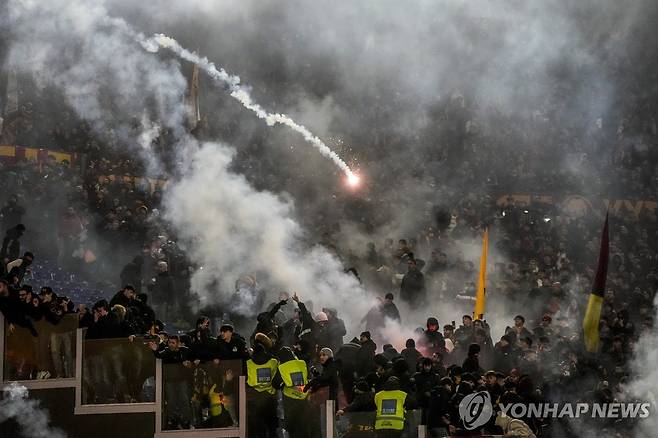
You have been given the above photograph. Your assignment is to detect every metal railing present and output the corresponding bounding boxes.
[1,315,247,437]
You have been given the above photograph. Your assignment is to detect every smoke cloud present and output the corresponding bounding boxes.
[0,383,66,438]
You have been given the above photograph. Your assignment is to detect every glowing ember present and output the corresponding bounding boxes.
[347,172,360,187]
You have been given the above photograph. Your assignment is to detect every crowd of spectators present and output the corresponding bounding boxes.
[0,69,656,437]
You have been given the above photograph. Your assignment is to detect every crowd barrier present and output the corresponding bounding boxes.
[2,314,443,438]
[1,314,77,388]
[333,409,422,438]
[79,334,156,408]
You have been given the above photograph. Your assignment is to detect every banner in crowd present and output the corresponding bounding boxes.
[497,193,657,219]
[0,144,75,166]
[96,174,168,193]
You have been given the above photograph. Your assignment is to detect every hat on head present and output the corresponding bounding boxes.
[220,321,235,332]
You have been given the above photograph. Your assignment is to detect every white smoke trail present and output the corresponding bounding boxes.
[4,0,371,333]
[140,33,358,182]
[0,383,66,438]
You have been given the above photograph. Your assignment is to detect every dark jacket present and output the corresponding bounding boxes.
[155,345,192,382]
[214,333,249,361]
[356,339,377,377]
[335,339,361,378]
[426,386,453,430]
[0,295,38,336]
[400,268,426,306]
[306,357,339,400]
[86,313,126,340]
[326,314,347,351]
[109,290,134,309]
[187,329,216,363]
[298,301,331,350]
[419,329,446,355]
[412,369,441,408]
[343,390,376,413]
[120,256,143,293]
[401,347,423,373]
[1,226,23,263]
[151,271,175,303]
[381,302,401,323]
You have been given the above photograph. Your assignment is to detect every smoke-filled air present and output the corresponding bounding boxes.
[0,0,657,437]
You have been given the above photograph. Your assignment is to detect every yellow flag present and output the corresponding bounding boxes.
[473,228,488,320]
[582,213,609,353]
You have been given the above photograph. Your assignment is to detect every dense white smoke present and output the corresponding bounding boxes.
[3,0,189,169]
[0,383,66,438]
[164,142,371,326]
[628,295,658,438]
[2,0,372,332]
[142,33,357,182]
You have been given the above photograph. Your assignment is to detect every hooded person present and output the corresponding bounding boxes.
[245,333,279,438]
[273,347,312,438]
[418,317,446,356]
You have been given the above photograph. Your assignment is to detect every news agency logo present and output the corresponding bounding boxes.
[458,391,494,430]
[458,392,652,429]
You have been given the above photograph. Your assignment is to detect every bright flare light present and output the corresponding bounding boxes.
[347,172,360,187]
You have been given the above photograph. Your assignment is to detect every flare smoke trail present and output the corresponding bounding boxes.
[0,383,66,438]
[141,33,358,182]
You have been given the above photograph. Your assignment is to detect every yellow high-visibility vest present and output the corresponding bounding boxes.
[246,358,279,395]
[278,359,309,400]
[209,384,223,417]
[374,390,407,430]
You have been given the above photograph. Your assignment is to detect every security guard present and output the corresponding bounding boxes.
[274,347,311,438]
[246,333,279,438]
[374,377,408,438]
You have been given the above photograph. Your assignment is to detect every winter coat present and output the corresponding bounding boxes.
[401,347,423,373]
[419,329,446,355]
[119,257,143,292]
[306,357,339,400]
[343,390,376,413]
[0,227,22,263]
[400,269,426,306]
[494,414,537,437]
[151,271,176,303]
[356,339,377,377]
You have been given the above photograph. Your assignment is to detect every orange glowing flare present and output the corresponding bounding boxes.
[347,172,360,187]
